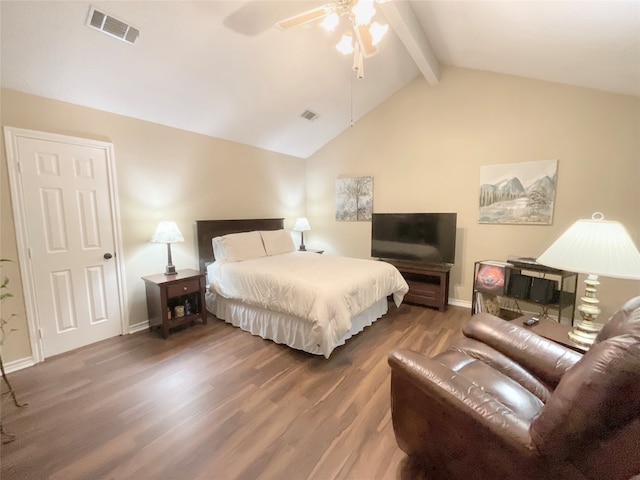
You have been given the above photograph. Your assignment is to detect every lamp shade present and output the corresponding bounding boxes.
[537,214,640,280]
[293,217,311,232]
[151,221,184,244]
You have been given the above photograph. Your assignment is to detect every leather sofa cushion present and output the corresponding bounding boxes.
[463,313,581,388]
[450,336,553,403]
[435,348,544,421]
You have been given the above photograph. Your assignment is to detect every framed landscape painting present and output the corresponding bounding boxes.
[478,159,558,225]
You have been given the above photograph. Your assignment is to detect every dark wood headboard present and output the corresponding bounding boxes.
[195,218,284,272]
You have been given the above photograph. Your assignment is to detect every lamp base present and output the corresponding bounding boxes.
[164,243,178,275]
[567,319,602,347]
[568,274,604,348]
[165,265,177,275]
[298,231,306,251]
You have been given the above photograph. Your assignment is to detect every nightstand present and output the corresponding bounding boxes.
[142,268,207,338]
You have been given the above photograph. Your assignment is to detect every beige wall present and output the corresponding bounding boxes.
[2,66,639,364]
[306,66,640,319]
[1,88,306,363]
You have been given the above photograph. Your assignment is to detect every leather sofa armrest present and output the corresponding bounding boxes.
[463,313,582,386]
[388,348,535,456]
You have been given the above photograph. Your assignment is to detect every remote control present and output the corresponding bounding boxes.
[523,316,539,326]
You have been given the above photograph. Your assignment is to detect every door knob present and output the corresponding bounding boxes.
[103,253,113,260]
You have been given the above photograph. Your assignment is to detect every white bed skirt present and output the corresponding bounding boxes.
[206,291,389,357]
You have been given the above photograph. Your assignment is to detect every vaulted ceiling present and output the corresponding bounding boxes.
[2,1,638,159]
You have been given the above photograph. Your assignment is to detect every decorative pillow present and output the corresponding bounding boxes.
[260,229,295,256]
[211,231,267,263]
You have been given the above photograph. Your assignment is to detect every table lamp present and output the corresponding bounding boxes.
[293,217,311,251]
[537,212,640,347]
[151,221,184,275]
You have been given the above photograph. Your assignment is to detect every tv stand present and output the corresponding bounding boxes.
[386,260,450,311]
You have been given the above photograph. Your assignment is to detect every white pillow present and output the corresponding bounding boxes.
[211,231,267,263]
[260,229,295,256]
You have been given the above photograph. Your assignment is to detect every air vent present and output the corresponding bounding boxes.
[87,7,139,45]
[300,110,319,121]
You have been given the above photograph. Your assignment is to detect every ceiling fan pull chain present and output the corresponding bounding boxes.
[350,64,355,127]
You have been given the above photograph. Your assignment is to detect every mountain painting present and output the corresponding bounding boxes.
[479,159,558,224]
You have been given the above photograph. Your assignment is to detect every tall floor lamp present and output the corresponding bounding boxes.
[537,212,640,347]
[151,221,184,275]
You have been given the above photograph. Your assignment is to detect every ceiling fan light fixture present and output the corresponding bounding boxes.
[321,12,340,31]
[275,0,390,78]
[369,21,388,46]
[351,0,376,26]
[336,32,354,55]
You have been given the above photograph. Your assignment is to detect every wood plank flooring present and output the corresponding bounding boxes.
[1,302,470,480]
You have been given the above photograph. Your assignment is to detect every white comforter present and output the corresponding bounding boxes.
[208,252,408,357]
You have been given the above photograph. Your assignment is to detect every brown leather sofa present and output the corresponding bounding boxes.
[389,296,640,480]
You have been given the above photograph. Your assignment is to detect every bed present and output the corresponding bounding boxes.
[196,218,409,358]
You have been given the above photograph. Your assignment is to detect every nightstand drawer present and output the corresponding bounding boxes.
[167,278,200,298]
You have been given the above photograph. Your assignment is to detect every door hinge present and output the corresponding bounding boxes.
[38,328,43,339]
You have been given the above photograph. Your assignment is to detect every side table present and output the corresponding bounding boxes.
[517,315,587,353]
[142,269,207,338]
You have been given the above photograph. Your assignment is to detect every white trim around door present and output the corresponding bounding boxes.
[3,126,129,363]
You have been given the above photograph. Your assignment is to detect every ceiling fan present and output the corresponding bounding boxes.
[275,0,390,78]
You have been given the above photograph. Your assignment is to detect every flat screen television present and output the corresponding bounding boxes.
[371,213,457,266]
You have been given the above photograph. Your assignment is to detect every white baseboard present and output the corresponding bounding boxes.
[4,355,35,373]
[449,298,471,309]
[128,320,150,334]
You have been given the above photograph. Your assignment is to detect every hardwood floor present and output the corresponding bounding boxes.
[1,302,470,480]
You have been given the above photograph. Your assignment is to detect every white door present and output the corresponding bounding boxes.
[4,127,126,360]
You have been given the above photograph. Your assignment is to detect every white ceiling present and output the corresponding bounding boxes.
[2,1,639,159]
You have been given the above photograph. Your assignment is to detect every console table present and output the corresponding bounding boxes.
[386,261,450,311]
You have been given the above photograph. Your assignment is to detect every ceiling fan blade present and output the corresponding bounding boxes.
[276,5,332,30]
[355,23,379,58]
